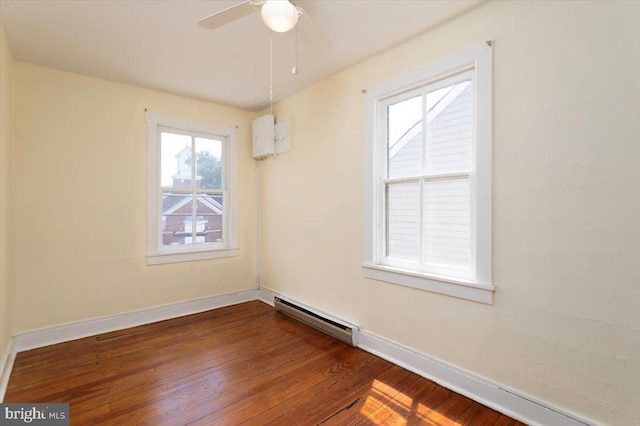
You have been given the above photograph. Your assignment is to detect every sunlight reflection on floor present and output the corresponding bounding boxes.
[359,379,455,426]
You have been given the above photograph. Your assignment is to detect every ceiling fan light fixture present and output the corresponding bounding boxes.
[261,0,299,33]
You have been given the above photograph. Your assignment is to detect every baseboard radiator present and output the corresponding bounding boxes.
[274,297,358,346]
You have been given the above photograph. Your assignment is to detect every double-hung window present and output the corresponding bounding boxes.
[146,112,238,265]
[363,43,494,304]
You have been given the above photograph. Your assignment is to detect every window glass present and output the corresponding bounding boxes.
[146,112,238,265]
[161,132,192,189]
[423,177,470,270]
[386,181,421,261]
[388,96,422,179]
[425,81,473,174]
[383,76,474,272]
[196,193,223,243]
[195,137,222,190]
[161,193,194,247]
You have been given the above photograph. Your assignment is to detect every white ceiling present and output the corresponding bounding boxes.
[0,0,484,112]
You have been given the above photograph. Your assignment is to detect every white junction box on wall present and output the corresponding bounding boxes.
[252,114,291,159]
[275,120,291,154]
[252,114,275,159]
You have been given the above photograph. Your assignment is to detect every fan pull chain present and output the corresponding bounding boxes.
[269,29,274,115]
[292,16,299,75]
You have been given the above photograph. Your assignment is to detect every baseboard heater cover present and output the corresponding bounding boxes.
[274,297,358,346]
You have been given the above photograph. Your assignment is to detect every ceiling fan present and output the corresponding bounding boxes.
[197,0,330,52]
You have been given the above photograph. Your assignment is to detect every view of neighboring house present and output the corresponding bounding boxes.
[389,82,472,176]
[387,81,472,268]
[162,147,222,246]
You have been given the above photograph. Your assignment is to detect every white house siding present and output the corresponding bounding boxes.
[387,84,472,268]
[426,83,472,173]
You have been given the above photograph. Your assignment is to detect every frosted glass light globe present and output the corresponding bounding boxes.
[261,0,299,33]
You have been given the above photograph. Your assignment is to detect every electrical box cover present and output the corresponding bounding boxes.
[275,120,291,154]
[252,114,275,159]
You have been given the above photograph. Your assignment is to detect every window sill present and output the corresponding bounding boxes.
[362,263,494,304]
[147,247,238,265]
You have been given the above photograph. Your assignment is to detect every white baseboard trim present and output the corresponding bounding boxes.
[257,287,277,307]
[0,338,16,401]
[6,286,599,426]
[260,287,596,424]
[13,289,259,353]
[358,330,598,426]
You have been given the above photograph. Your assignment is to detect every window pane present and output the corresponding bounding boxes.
[423,177,470,270]
[386,181,420,261]
[196,193,224,243]
[425,80,473,174]
[162,193,194,246]
[195,137,223,190]
[161,132,192,189]
[388,96,422,179]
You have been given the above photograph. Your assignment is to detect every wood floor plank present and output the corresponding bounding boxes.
[108,339,344,425]
[458,400,512,425]
[351,374,439,425]
[85,324,339,424]
[7,303,276,399]
[317,365,421,425]
[5,301,525,425]
[74,326,334,419]
[241,353,404,425]
[415,392,474,425]
[187,343,385,425]
[494,415,519,426]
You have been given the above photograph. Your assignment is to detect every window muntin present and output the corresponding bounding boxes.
[146,113,237,265]
[381,72,474,280]
[159,128,226,250]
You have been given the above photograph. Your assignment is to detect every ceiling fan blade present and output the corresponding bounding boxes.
[197,1,256,30]
[296,7,331,53]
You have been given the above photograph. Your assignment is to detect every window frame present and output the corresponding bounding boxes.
[363,43,494,304]
[146,112,238,265]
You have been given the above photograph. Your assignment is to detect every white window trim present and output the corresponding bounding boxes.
[363,43,494,304]
[146,112,238,265]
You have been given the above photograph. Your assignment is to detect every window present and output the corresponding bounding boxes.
[363,43,494,304]
[146,112,238,265]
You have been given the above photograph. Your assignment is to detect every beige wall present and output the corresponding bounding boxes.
[260,1,640,424]
[0,26,14,361]
[12,62,258,331]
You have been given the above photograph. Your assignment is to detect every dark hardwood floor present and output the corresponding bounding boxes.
[5,301,525,425]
